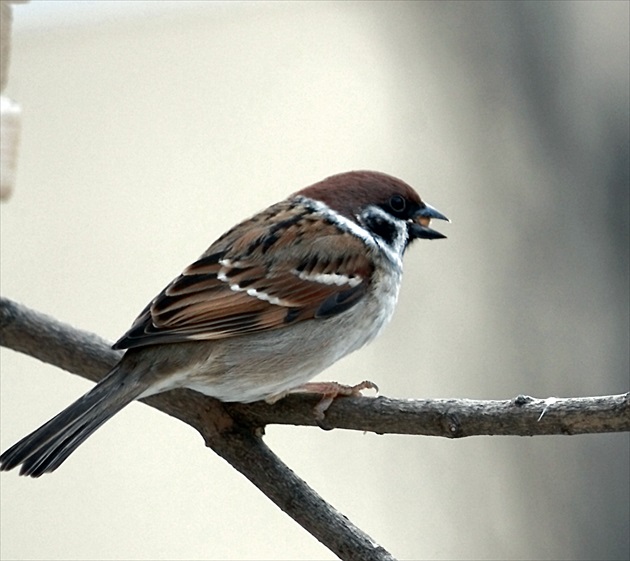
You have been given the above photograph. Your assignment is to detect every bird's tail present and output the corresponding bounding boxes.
[0,364,151,477]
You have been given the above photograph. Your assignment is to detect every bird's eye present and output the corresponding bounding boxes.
[389,194,406,213]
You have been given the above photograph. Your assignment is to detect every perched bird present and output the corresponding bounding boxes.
[0,170,448,477]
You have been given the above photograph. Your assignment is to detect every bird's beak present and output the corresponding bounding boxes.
[409,203,450,240]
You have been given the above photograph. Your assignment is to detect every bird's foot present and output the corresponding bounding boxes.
[269,380,377,428]
[266,380,378,427]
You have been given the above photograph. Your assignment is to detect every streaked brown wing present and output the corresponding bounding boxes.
[113,200,374,350]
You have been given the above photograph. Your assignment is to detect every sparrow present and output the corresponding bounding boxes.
[0,170,448,477]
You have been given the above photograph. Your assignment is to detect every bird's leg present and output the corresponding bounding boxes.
[298,380,379,420]
[266,380,378,424]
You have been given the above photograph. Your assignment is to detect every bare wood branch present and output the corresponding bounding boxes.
[2,297,628,439]
[231,392,630,436]
[0,296,395,561]
[1,296,629,559]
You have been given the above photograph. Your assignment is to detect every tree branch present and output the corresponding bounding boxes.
[0,296,396,561]
[1,297,627,438]
[1,296,629,560]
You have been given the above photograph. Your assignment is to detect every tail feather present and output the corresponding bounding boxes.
[0,365,151,477]
[21,412,113,477]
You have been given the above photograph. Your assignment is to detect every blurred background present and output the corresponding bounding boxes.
[0,1,628,560]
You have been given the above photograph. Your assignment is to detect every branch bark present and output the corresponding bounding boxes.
[1,296,629,560]
[0,296,395,561]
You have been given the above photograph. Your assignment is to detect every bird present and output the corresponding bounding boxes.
[0,170,448,477]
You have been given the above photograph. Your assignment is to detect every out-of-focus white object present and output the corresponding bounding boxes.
[1,0,27,200]
[1,1,14,91]
[1,95,21,199]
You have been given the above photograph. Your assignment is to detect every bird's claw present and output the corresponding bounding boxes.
[295,380,379,423]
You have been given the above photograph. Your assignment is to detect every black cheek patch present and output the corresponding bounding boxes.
[363,214,399,247]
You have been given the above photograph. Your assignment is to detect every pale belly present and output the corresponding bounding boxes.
[140,264,402,403]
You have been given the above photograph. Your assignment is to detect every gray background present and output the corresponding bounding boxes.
[1,2,628,560]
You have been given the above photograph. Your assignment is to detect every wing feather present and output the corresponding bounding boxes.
[113,200,374,350]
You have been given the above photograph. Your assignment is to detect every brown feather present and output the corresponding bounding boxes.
[113,198,375,350]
